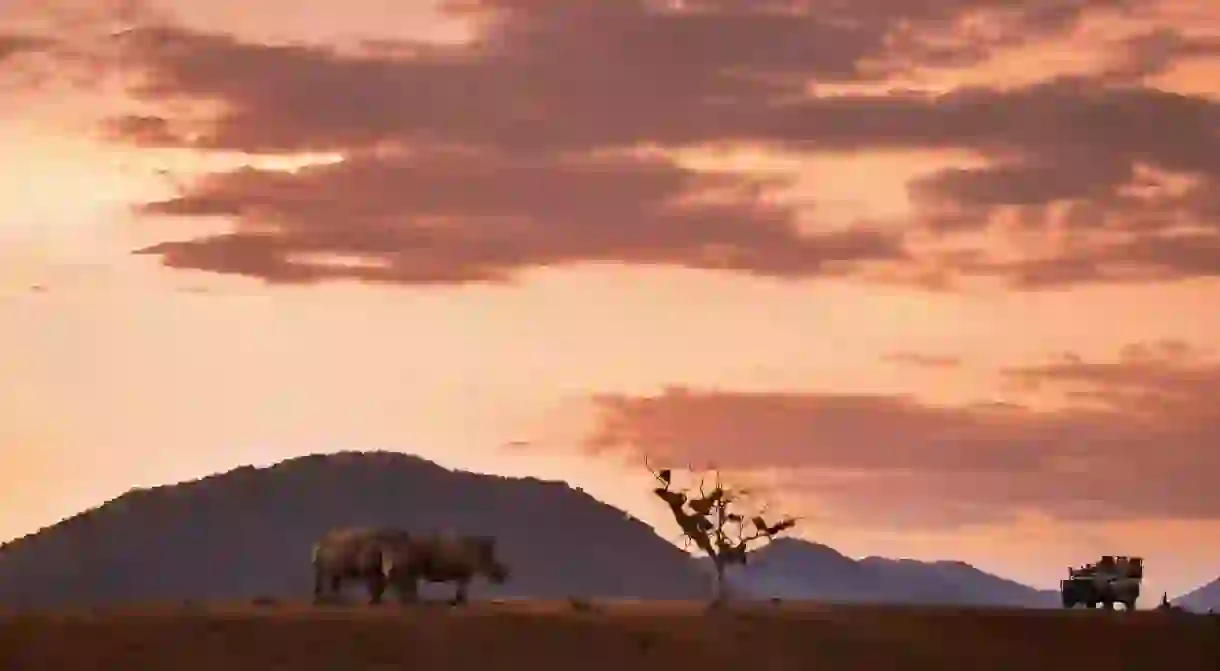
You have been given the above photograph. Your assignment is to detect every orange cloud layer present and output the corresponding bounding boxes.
[586,342,1220,528]
[1,0,1209,290]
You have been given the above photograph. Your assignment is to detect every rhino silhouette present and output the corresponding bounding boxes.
[311,527,412,605]
[388,532,510,606]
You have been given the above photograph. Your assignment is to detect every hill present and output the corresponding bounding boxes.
[0,450,1106,610]
[0,451,708,607]
[709,538,1059,607]
[1176,577,1220,612]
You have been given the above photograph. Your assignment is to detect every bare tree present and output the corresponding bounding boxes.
[647,458,797,606]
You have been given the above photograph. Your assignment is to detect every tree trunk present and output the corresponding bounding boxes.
[711,557,728,607]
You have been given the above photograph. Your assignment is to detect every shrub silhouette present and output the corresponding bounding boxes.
[646,459,797,607]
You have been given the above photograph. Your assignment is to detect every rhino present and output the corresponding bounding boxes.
[311,526,413,605]
[386,532,510,605]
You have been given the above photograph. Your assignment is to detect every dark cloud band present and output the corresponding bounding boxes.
[585,345,1220,527]
[63,0,1220,288]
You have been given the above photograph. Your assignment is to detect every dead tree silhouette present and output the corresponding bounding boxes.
[646,458,797,607]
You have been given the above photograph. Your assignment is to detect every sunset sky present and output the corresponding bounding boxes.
[3,0,1220,599]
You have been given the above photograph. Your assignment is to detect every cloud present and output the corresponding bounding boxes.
[952,229,1220,288]
[0,34,52,62]
[70,1,1220,288]
[0,33,55,90]
[1104,27,1220,80]
[904,82,1220,212]
[1001,339,1217,410]
[134,149,907,283]
[882,351,962,368]
[106,24,1204,158]
[584,343,1220,527]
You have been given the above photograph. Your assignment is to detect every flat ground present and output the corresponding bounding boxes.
[1,600,1217,670]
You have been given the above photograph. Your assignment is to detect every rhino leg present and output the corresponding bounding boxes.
[313,568,325,603]
[367,571,388,605]
[314,568,339,604]
[451,579,470,606]
[395,576,420,605]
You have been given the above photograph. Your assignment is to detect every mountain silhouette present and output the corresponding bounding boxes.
[0,451,1107,609]
[1173,577,1220,612]
[707,538,1059,607]
[0,451,709,607]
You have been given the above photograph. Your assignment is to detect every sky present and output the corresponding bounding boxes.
[2,0,1220,600]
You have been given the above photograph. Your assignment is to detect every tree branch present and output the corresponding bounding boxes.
[644,456,799,591]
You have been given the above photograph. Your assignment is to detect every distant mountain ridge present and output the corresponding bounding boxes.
[700,538,1060,607]
[0,451,1174,609]
[1174,577,1220,612]
[0,451,708,607]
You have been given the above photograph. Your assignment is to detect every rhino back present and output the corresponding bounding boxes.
[313,527,385,571]
[412,534,485,578]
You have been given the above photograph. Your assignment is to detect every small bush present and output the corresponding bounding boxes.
[567,596,594,612]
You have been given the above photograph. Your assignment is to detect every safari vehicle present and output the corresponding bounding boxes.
[1060,555,1142,610]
